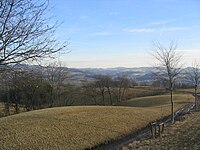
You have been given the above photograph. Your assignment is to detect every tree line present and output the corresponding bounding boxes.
[0,65,139,116]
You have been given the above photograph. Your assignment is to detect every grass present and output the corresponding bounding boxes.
[124,86,166,99]
[0,103,189,150]
[175,88,200,94]
[115,94,194,107]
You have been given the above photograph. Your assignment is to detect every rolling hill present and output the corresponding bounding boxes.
[0,97,191,150]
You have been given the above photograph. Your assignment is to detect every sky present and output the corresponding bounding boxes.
[48,0,200,68]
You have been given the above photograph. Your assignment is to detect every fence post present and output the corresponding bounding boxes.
[161,123,165,133]
[158,124,161,137]
[150,123,154,138]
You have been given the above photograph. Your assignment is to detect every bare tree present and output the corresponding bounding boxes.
[103,75,113,105]
[19,70,43,110]
[152,41,182,123]
[0,0,67,66]
[117,75,130,102]
[0,69,13,115]
[186,61,200,111]
[83,82,98,105]
[95,76,106,105]
[45,61,67,107]
[95,75,114,105]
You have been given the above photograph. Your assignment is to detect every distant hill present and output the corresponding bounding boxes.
[9,64,190,86]
[67,67,156,85]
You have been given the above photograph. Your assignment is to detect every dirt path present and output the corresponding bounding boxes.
[121,111,200,150]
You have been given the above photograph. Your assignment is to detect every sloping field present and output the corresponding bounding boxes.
[175,88,200,94]
[127,87,165,97]
[0,104,188,150]
[116,94,194,107]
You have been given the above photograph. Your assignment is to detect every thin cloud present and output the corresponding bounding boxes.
[79,15,89,20]
[165,27,188,31]
[130,28,156,33]
[123,27,188,33]
[88,31,112,36]
[147,20,173,26]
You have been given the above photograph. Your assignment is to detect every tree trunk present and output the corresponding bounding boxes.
[50,88,54,108]
[15,102,19,114]
[121,87,126,101]
[31,97,35,110]
[170,88,174,123]
[107,87,112,105]
[6,90,10,115]
[101,89,105,105]
[118,86,122,102]
[195,85,197,111]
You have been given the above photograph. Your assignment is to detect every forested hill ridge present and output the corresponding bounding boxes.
[68,67,155,85]
[11,64,191,86]
[10,64,156,84]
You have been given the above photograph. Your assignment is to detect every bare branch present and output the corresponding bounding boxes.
[0,0,67,66]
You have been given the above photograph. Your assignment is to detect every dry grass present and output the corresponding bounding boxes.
[175,88,200,94]
[116,94,194,107]
[124,87,166,99]
[0,103,187,150]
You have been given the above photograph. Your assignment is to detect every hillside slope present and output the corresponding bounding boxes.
[0,105,186,150]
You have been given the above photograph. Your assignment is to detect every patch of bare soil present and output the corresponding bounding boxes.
[121,111,200,150]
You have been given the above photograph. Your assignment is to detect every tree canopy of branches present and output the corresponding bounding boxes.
[0,0,67,66]
[152,42,182,123]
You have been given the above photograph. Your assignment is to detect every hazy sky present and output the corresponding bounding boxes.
[49,0,200,68]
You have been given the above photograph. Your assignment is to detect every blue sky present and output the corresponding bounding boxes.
[49,0,200,68]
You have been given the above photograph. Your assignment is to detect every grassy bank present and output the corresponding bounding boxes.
[0,103,189,150]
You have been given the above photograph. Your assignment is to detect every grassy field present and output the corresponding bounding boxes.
[123,86,166,99]
[0,103,189,150]
[115,94,194,107]
[175,88,200,94]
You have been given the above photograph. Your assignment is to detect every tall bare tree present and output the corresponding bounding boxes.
[103,75,113,105]
[152,42,182,123]
[96,76,106,105]
[83,82,98,105]
[117,75,130,102]
[186,61,200,111]
[45,61,67,107]
[0,0,67,67]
